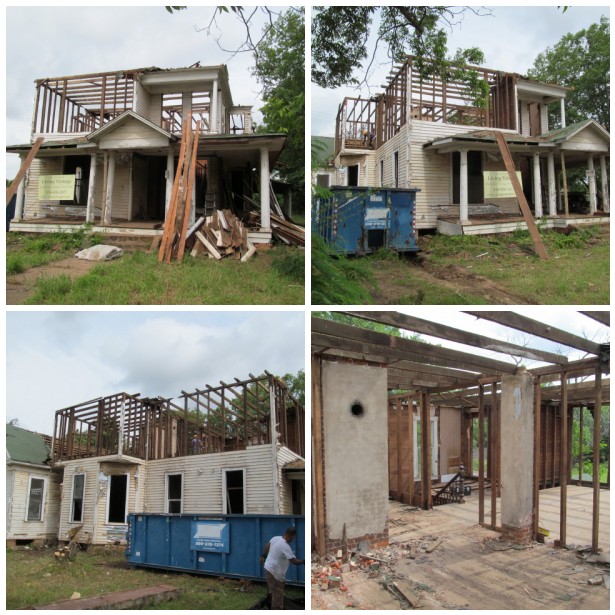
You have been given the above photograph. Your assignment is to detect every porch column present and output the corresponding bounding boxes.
[103,151,116,226]
[533,152,543,218]
[560,98,566,129]
[459,149,469,223]
[259,146,271,231]
[14,155,26,221]
[587,155,597,214]
[86,154,97,223]
[165,147,174,215]
[210,79,218,133]
[547,153,556,216]
[599,155,609,212]
[500,368,535,544]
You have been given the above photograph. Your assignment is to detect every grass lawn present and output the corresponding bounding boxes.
[312,225,609,305]
[7,232,305,305]
[6,545,303,610]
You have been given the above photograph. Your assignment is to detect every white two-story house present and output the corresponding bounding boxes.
[331,56,610,234]
[7,64,286,242]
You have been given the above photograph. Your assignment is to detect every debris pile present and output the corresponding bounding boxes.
[247,210,305,246]
[185,210,256,262]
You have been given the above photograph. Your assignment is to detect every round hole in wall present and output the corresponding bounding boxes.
[351,402,364,417]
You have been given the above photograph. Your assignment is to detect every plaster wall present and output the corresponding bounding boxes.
[500,370,535,528]
[322,361,388,541]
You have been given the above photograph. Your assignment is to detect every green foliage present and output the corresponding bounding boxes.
[312,6,490,106]
[253,8,305,193]
[282,369,305,406]
[528,16,610,131]
[311,235,374,304]
[270,247,304,282]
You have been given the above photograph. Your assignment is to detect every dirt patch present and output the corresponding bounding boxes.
[370,258,536,305]
[7,257,101,304]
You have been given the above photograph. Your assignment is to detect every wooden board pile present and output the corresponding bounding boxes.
[247,210,305,246]
[185,209,256,262]
[158,115,201,263]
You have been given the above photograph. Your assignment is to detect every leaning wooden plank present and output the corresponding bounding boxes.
[196,231,222,260]
[493,130,548,260]
[6,137,44,205]
[240,241,256,263]
[186,216,206,242]
[177,120,202,261]
[158,119,190,261]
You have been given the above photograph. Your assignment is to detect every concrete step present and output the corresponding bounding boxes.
[24,584,179,610]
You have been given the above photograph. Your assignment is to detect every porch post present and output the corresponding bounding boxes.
[14,154,26,221]
[547,153,556,216]
[599,155,609,212]
[103,151,116,226]
[86,153,97,223]
[260,146,271,231]
[587,155,597,214]
[533,152,543,218]
[211,79,218,133]
[165,147,174,214]
[459,149,469,223]
[560,98,566,129]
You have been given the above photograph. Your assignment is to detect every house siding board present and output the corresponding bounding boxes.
[144,445,278,516]
[7,465,61,541]
[97,120,169,150]
[378,130,408,188]
[276,446,303,515]
[133,80,150,118]
[24,157,63,218]
[148,94,162,126]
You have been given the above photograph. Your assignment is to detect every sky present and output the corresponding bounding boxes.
[311,5,610,137]
[6,311,305,435]
[4,5,290,178]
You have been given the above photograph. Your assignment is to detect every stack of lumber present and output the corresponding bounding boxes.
[158,114,201,263]
[247,210,305,246]
[186,209,256,262]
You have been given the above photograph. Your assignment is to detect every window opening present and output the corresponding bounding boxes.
[71,474,85,522]
[107,474,128,523]
[224,469,245,514]
[26,477,45,521]
[167,474,182,514]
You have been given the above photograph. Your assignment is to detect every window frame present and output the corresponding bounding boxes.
[222,467,246,514]
[105,473,130,525]
[165,472,183,514]
[25,475,47,522]
[70,473,86,523]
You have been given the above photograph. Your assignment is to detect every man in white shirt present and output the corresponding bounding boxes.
[260,526,304,609]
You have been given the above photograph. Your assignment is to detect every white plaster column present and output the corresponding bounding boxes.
[587,155,597,214]
[104,152,116,226]
[86,154,97,223]
[165,147,175,215]
[210,79,218,133]
[560,98,566,128]
[532,152,543,218]
[599,155,609,212]
[500,369,535,544]
[259,146,271,231]
[547,152,556,216]
[14,154,26,220]
[459,149,469,223]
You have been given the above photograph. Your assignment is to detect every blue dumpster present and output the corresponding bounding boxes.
[312,186,420,255]
[126,513,305,585]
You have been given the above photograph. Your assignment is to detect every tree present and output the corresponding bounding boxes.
[312,6,490,96]
[282,369,305,407]
[527,16,610,132]
[253,8,305,193]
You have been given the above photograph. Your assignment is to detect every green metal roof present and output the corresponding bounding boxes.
[6,424,51,466]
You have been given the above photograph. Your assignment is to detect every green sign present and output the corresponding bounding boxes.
[483,171,522,199]
[39,175,76,200]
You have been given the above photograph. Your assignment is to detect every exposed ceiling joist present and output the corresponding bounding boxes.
[312,317,519,375]
[342,310,569,365]
[580,311,610,326]
[463,311,602,356]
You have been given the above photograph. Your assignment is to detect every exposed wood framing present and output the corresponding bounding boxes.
[312,355,326,557]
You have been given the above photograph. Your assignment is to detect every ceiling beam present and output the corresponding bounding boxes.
[312,318,519,375]
[463,311,602,356]
[579,311,610,326]
[342,311,569,364]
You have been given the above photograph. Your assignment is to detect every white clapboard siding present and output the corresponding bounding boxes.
[6,466,61,540]
[133,80,150,118]
[148,94,163,127]
[376,130,408,187]
[144,445,278,515]
[563,129,610,153]
[58,459,100,543]
[24,158,63,218]
[97,119,169,150]
[520,105,531,137]
[276,446,303,515]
